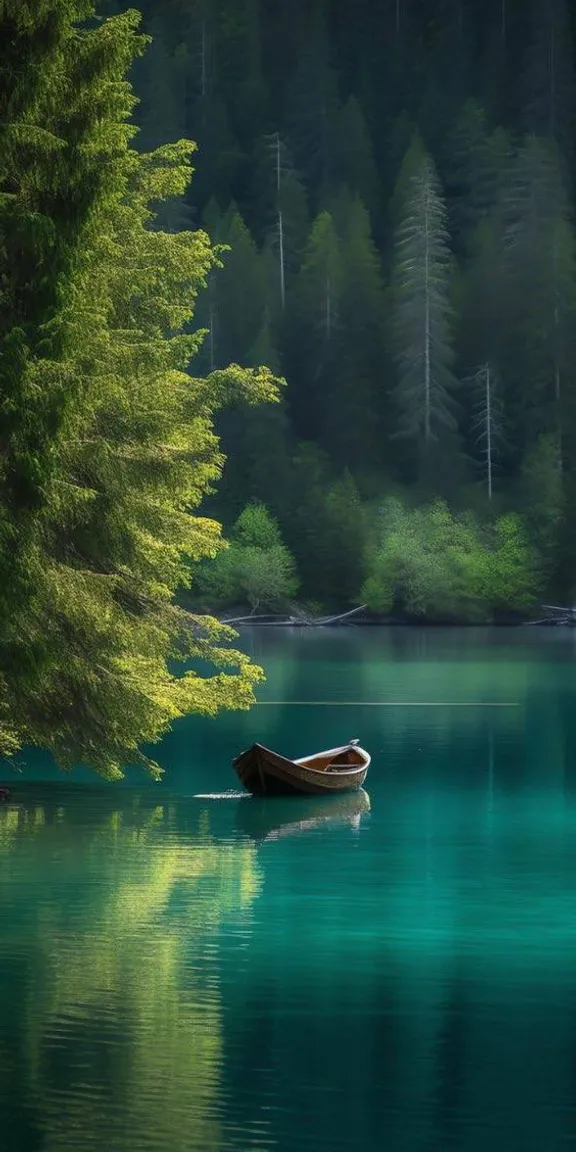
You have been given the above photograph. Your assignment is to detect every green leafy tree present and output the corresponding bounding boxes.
[362,498,540,620]
[196,503,298,611]
[362,499,484,619]
[0,3,279,777]
[516,434,564,584]
[475,514,541,614]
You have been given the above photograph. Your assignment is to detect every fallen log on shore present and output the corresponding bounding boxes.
[221,605,367,627]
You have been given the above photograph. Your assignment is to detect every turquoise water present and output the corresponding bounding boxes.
[2,626,576,1151]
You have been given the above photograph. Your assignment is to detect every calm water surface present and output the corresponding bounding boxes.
[2,627,576,1152]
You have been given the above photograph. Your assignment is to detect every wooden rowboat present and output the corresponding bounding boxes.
[232,739,370,797]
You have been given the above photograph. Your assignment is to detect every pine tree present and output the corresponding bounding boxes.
[499,137,576,458]
[0,2,279,777]
[391,141,458,465]
[442,100,504,252]
[333,97,380,226]
[214,0,266,141]
[286,10,340,202]
[522,0,575,157]
[326,197,387,467]
[287,210,343,440]
[416,0,477,154]
[252,133,309,311]
[296,212,343,343]
[134,23,193,232]
[214,310,295,522]
[209,207,266,364]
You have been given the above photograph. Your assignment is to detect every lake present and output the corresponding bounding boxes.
[2,626,576,1152]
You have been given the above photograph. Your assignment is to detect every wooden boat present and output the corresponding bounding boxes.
[236,788,371,842]
[232,739,370,796]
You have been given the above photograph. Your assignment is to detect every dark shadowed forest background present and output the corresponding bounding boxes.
[115,0,576,619]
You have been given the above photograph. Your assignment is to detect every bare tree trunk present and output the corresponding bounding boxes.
[278,209,286,311]
[549,26,556,139]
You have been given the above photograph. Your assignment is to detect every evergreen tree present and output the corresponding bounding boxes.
[287,210,343,440]
[416,0,477,154]
[133,23,192,231]
[391,141,458,473]
[521,0,575,157]
[214,310,295,522]
[320,472,367,605]
[326,197,387,469]
[442,100,506,252]
[188,97,244,214]
[213,0,266,141]
[333,97,380,227]
[0,2,278,776]
[250,133,309,310]
[499,137,576,458]
[286,10,340,202]
[209,207,266,365]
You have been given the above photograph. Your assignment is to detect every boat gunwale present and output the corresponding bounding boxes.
[252,742,371,777]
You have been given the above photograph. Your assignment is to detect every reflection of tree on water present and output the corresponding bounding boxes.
[0,794,264,1152]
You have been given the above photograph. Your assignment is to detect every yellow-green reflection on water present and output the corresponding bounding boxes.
[0,795,264,1152]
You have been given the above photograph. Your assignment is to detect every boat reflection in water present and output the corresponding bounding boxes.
[236,788,371,843]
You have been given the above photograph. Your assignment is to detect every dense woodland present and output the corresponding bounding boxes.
[2,0,576,776]
[122,0,576,617]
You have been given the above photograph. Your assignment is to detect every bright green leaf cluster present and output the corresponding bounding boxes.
[194,502,298,613]
[362,498,542,621]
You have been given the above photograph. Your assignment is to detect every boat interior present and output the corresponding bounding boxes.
[297,746,366,772]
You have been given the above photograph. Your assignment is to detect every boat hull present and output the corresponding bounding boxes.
[232,742,369,797]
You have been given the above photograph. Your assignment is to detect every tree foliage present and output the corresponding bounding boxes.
[362,499,541,620]
[126,0,576,611]
[0,2,279,778]
[195,503,299,612]
[391,141,458,463]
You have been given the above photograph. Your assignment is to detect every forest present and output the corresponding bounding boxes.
[1,0,575,777]
[125,0,576,620]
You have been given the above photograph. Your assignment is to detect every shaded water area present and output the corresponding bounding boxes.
[2,626,576,1151]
